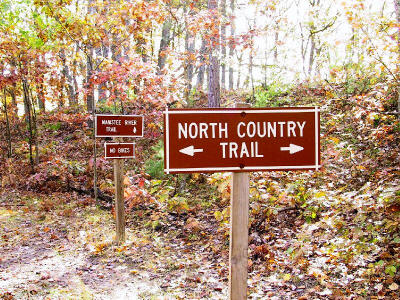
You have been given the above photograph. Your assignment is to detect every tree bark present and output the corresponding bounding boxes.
[249,19,255,101]
[208,0,221,108]
[60,49,76,106]
[395,0,400,118]
[22,78,34,172]
[184,4,195,102]
[157,19,172,73]
[196,38,207,89]
[111,33,122,63]
[72,42,79,105]
[228,0,235,90]
[236,53,243,90]
[10,83,17,107]
[86,50,94,112]
[30,87,39,165]
[3,89,12,158]
[308,31,316,78]
[221,0,227,90]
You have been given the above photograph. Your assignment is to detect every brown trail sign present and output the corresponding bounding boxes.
[95,114,143,137]
[164,105,320,300]
[164,107,320,173]
[105,142,135,159]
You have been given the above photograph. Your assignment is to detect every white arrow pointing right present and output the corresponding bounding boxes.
[280,144,304,154]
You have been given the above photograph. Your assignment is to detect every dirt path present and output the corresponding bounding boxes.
[0,192,171,299]
[0,191,236,299]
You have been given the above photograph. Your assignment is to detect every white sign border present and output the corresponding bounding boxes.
[104,142,136,159]
[95,114,144,138]
[164,107,320,174]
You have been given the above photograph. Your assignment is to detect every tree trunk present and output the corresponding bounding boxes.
[111,34,122,63]
[30,87,39,165]
[72,42,79,105]
[196,38,207,89]
[274,24,278,63]
[221,0,227,90]
[22,79,34,172]
[96,44,109,104]
[157,19,172,73]
[184,4,195,102]
[249,19,255,101]
[86,0,98,203]
[308,31,316,78]
[395,0,400,118]
[123,45,130,62]
[60,49,76,106]
[208,0,220,108]
[236,53,243,90]
[86,50,94,112]
[228,0,235,90]
[10,83,17,107]
[3,89,12,158]
[36,84,45,111]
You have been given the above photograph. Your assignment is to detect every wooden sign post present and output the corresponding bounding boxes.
[113,156,125,244]
[229,103,250,300]
[95,114,143,245]
[163,106,320,299]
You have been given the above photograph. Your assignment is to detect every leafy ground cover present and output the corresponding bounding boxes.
[1,80,400,299]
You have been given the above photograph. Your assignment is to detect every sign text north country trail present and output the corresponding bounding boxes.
[164,107,320,174]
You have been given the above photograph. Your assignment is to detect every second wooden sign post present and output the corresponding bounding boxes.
[95,114,143,244]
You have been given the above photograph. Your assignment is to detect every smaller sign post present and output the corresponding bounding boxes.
[96,114,143,245]
[104,142,135,244]
[113,154,125,244]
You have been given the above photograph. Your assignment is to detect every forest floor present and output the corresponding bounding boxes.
[1,83,400,299]
[1,187,308,299]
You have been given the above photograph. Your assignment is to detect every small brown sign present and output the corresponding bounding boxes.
[105,143,135,159]
[95,114,143,137]
[164,107,320,173]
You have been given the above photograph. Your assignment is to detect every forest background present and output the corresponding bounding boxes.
[1,0,400,298]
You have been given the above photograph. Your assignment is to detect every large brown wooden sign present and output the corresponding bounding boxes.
[164,107,320,173]
[95,114,143,137]
[104,143,135,159]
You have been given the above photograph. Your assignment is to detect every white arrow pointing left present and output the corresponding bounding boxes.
[179,145,203,156]
[280,144,304,154]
